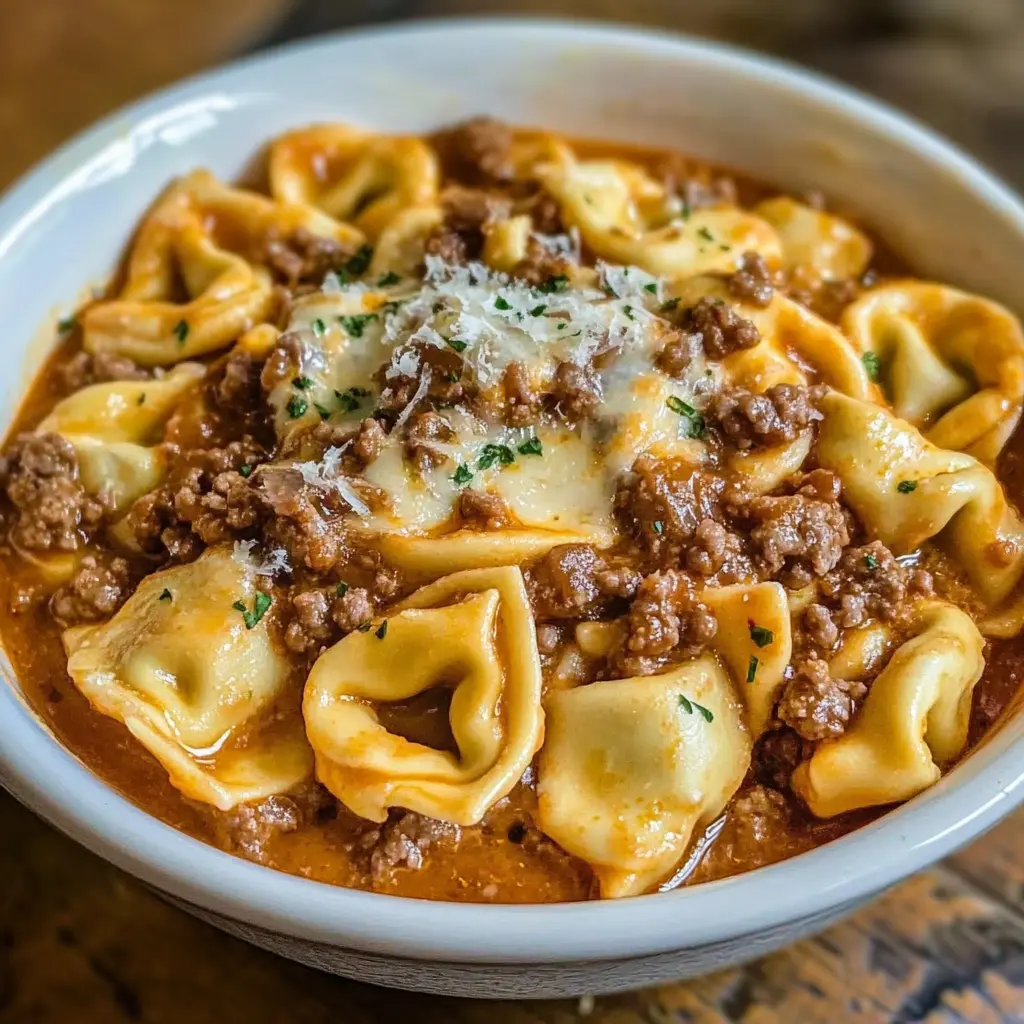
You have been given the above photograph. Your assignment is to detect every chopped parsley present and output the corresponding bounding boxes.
[660,297,681,314]
[557,321,568,330]
[678,694,714,723]
[172,319,189,345]
[337,244,373,281]
[285,394,308,419]
[477,443,515,471]
[58,313,77,333]
[536,274,569,294]
[445,371,460,383]
[335,387,365,413]
[336,581,349,597]
[292,376,314,390]
[311,318,326,338]
[862,351,881,381]
[529,304,547,317]
[652,520,664,535]
[746,656,759,684]
[232,592,272,630]
[864,552,880,571]
[666,395,705,439]
[749,624,774,648]
[517,436,543,456]
[897,479,918,494]
[375,620,388,640]
[239,464,253,478]
[697,226,715,243]
[622,304,636,321]
[357,621,372,633]
[643,282,658,294]
[339,313,379,338]
[314,403,331,420]
[446,336,468,353]
[158,588,172,602]
[137,393,146,406]
[377,271,401,287]
[494,296,512,311]
[680,200,692,221]
[452,463,474,486]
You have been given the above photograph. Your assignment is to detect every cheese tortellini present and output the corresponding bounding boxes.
[842,282,1024,463]
[39,362,204,512]
[793,602,984,817]
[303,566,543,824]
[540,158,781,279]
[63,547,313,810]
[817,390,1024,607]
[538,655,750,898]
[84,170,361,366]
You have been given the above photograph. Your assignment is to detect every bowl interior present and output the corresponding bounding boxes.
[2,18,1024,965]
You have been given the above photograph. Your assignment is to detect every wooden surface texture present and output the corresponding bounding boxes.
[3,2,1024,1021]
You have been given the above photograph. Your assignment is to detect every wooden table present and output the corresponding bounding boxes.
[3,3,1024,1021]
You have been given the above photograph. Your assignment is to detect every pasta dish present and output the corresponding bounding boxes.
[3,117,1023,902]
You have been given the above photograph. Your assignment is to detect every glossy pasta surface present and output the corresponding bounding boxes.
[3,118,1023,903]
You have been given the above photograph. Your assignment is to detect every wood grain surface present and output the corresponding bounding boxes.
[3,2,1024,1022]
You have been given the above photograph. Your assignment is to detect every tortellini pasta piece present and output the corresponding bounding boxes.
[63,546,313,810]
[269,125,440,239]
[303,566,543,824]
[842,282,1024,463]
[539,158,781,279]
[537,655,750,898]
[84,170,361,366]
[817,390,1024,606]
[38,362,205,512]
[754,197,872,281]
[792,602,984,817]
[671,274,872,398]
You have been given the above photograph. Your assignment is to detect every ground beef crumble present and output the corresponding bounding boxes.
[612,569,718,677]
[711,383,827,451]
[457,489,515,531]
[435,116,515,185]
[58,350,151,391]
[283,584,375,654]
[527,544,641,620]
[368,812,461,884]
[727,251,778,308]
[753,728,811,791]
[777,658,867,741]
[679,297,761,359]
[819,541,912,628]
[49,554,131,625]
[0,432,109,552]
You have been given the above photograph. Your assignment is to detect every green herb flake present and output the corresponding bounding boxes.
[314,403,332,420]
[336,581,349,597]
[357,621,372,633]
[158,588,172,602]
[285,394,308,419]
[292,376,314,391]
[336,389,361,413]
[377,271,401,287]
[172,319,189,345]
[529,304,547,317]
[746,655,759,684]
[445,371,459,383]
[453,463,474,486]
[58,313,77,333]
[680,200,692,221]
[557,321,568,330]
[494,296,512,311]
[622,304,636,321]
[311,318,326,338]
[643,282,658,294]
[233,592,272,630]
[339,244,373,280]
[660,297,681,314]
[864,553,880,571]
[446,336,468,353]
[375,620,388,640]
[666,395,706,439]
[749,624,774,648]
[137,393,145,406]
[862,351,881,381]
[652,520,664,535]
[678,694,714,723]
[339,313,379,339]
[239,464,253,478]
[537,274,569,295]
[517,436,543,456]
[477,443,515,471]
[897,479,918,494]
[697,226,715,243]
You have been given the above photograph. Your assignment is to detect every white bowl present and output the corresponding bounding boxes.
[3,17,1024,1001]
